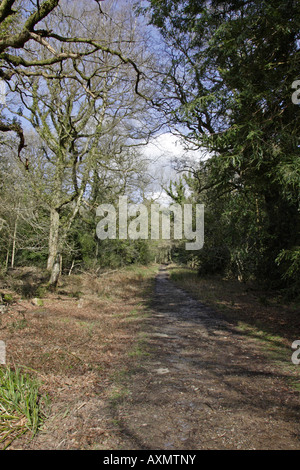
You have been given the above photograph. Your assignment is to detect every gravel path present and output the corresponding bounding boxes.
[114,267,300,450]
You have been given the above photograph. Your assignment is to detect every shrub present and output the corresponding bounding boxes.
[0,366,48,449]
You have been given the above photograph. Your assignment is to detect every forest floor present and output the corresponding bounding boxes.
[0,264,299,450]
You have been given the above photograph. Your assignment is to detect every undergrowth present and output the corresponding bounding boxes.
[0,366,48,450]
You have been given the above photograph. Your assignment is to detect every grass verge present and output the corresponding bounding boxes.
[0,263,158,449]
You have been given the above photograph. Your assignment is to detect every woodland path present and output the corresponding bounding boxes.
[113,266,300,450]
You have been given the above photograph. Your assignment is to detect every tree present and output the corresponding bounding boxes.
[0,0,152,158]
[7,1,158,285]
[0,136,49,270]
[143,0,300,289]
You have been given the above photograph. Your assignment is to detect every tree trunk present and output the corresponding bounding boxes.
[11,203,20,269]
[47,187,84,286]
[49,253,61,288]
[11,216,18,269]
[47,207,60,272]
[5,248,9,271]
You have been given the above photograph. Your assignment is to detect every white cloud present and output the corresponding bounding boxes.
[142,132,207,203]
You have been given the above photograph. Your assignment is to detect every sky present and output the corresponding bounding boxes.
[142,132,208,204]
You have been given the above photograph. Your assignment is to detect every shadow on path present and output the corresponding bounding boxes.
[114,267,300,450]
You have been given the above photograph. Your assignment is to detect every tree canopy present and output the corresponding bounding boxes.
[0,0,151,156]
[143,0,300,290]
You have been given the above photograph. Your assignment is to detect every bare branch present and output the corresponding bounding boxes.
[0,120,27,165]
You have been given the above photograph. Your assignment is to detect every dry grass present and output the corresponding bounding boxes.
[0,264,158,449]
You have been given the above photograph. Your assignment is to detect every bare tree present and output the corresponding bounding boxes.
[0,137,49,270]
[0,0,153,158]
[7,1,159,285]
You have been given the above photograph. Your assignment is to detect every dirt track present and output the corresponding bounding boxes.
[113,267,300,450]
